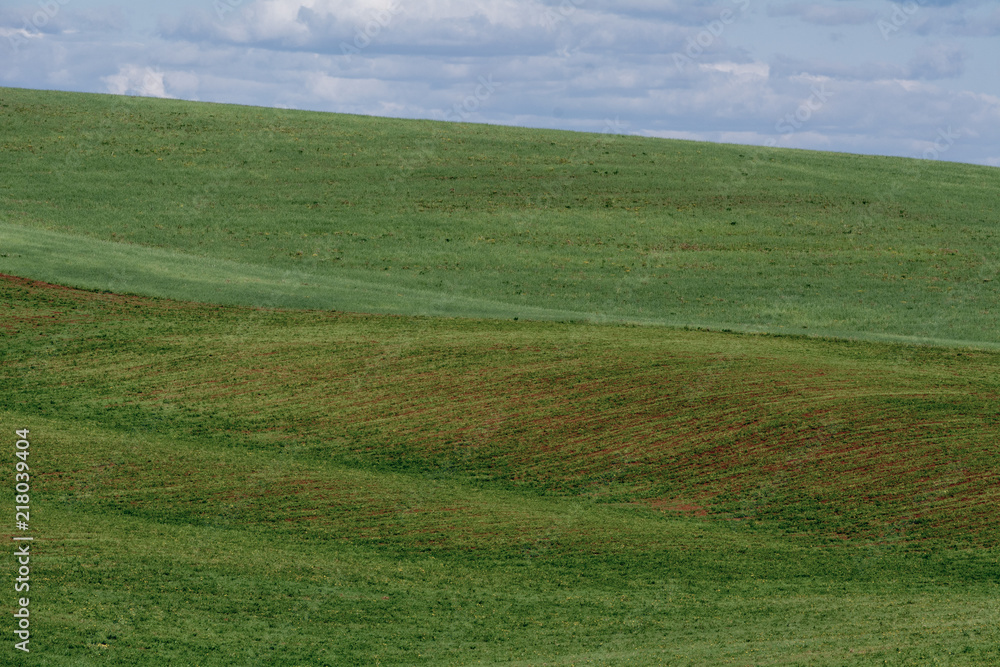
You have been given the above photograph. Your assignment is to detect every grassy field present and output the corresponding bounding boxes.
[1,86,999,345]
[2,88,1000,665]
[3,274,1000,665]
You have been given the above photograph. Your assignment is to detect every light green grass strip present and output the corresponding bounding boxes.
[0,221,587,321]
[4,221,998,350]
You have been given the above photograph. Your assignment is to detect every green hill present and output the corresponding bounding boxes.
[2,86,998,345]
[3,88,1000,665]
[3,274,999,665]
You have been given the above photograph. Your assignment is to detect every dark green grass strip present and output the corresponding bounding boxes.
[5,276,1000,663]
[4,275,999,548]
[11,414,1000,666]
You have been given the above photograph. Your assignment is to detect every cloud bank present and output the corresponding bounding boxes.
[1,0,998,166]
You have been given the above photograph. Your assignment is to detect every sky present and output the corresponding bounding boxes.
[2,0,999,167]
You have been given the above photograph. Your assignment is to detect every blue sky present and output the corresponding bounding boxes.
[2,0,999,166]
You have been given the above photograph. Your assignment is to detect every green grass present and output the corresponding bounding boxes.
[4,275,1000,664]
[1,87,999,344]
[3,87,1000,664]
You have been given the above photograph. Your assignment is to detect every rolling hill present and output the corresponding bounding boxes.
[4,273,1000,665]
[2,87,999,665]
[1,86,998,345]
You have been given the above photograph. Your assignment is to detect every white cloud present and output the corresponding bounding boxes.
[770,46,968,84]
[767,2,877,26]
[701,62,769,78]
[162,0,695,58]
[2,0,999,167]
[101,65,172,98]
[0,26,42,45]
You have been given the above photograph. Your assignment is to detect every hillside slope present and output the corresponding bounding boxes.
[2,87,998,344]
[3,274,1000,664]
[6,272,1000,548]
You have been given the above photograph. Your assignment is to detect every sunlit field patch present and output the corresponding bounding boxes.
[2,87,999,345]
